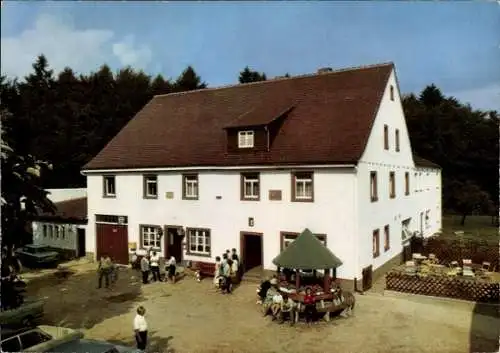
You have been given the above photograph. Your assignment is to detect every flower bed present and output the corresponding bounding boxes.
[385,271,499,303]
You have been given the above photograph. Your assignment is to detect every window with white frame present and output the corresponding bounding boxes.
[61,226,65,239]
[55,226,59,238]
[48,225,53,238]
[141,226,162,249]
[242,173,260,200]
[292,172,313,201]
[282,232,326,249]
[144,175,158,198]
[183,174,199,199]
[188,228,211,255]
[103,176,116,197]
[425,210,430,228]
[43,225,47,237]
[238,130,254,148]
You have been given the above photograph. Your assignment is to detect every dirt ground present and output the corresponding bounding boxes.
[25,262,499,353]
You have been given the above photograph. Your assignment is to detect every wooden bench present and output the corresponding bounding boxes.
[194,262,216,277]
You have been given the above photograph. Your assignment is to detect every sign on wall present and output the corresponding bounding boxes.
[165,192,174,199]
[269,190,282,201]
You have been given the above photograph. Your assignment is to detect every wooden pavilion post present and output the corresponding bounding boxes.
[295,269,300,289]
[323,268,330,293]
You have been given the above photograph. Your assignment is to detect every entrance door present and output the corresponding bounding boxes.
[166,227,183,262]
[362,265,373,291]
[96,224,129,264]
[240,232,263,272]
[77,228,86,258]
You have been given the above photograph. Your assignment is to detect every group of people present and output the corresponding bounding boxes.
[132,248,177,285]
[257,277,318,325]
[213,248,240,294]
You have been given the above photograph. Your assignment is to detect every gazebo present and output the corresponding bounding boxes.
[272,228,343,292]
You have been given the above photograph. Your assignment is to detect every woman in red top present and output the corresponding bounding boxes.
[303,287,316,324]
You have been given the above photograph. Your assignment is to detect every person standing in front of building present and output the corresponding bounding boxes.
[140,255,150,285]
[150,251,160,282]
[134,306,148,352]
[97,254,112,289]
[166,256,177,283]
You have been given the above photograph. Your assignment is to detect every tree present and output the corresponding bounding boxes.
[1,109,55,249]
[173,66,207,92]
[450,180,491,226]
[238,66,267,84]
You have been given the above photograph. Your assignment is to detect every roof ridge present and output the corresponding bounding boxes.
[152,62,394,99]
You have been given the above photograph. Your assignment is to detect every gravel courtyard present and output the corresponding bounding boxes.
[25,262,499,353]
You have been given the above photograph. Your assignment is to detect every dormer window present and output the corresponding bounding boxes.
[238,130,254,148]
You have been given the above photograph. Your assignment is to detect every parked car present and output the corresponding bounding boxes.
[0,298,44,328]
[0,325,82,352]
[15,244,59,268]
[55,338,137,353]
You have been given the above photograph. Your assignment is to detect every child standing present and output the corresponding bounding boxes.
[133,306,148,351]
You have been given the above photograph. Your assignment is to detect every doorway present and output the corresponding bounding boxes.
[166,227,184,262]
[240,232,263,272]
[77,228,86,258]
[362,265,373,291]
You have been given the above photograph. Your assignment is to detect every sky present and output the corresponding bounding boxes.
[1,1,499,111]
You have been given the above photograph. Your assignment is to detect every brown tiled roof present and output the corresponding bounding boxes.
[37,197,87,222]
[224,101,296,128]
[413,155,441,169]
[84,63,394,170]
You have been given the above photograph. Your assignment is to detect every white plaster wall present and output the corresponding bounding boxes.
[356,68,442,277]
[32,221,81,251]
[86,168,359,279]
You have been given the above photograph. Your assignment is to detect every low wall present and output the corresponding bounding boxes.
[386,272,499,303]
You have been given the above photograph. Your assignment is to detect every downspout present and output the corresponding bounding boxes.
[353,165,361,293]
[265,126,270,151]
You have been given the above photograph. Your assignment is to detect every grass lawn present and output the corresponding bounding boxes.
[440,214,499,244]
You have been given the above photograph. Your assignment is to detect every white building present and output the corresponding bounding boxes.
[81,63,441,290]
[31,189,88,259]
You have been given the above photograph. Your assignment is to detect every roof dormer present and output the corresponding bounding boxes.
[224,101,295,153]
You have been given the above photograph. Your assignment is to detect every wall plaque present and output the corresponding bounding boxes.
[165,192,174,199]
[269,190,282,201]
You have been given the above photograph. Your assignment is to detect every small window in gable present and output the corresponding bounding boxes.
[370,171,378,202]
[103,176,116,197]
[238,130,254,148]
[390,85,395,101]
[384,125,389,150]
[395,129,400,152]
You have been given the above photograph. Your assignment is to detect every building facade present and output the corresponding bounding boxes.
[82,63,441,289]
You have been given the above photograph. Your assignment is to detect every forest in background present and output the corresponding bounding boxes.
[1,56,498,224]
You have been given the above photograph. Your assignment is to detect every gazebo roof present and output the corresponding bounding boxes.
[272,228,343,270]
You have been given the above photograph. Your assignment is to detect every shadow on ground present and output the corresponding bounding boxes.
[109,332,175,353]
[469,302,500,353]
[26,267,144,330]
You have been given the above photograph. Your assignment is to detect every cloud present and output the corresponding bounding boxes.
[1,14,153,79]
[112,35,152,67]
[448,83,500,112]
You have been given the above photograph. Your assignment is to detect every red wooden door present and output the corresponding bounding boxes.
[96,224,129,265]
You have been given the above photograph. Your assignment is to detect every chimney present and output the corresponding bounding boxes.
[317,67,333,74]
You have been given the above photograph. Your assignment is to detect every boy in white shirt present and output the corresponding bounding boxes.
[150,251,160,282]
[134,306,148,351]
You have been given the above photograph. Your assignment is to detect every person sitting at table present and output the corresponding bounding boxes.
[279,293,296,324]
[257,277,272,304]
[270,292,283,320]
[262,278,279,315]
[303,286,317,324]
